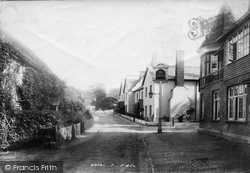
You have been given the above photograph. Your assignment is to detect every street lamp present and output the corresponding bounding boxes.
[148,91,154,98]
[148,80,163,133]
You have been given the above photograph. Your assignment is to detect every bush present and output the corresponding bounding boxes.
[14,110,59,140]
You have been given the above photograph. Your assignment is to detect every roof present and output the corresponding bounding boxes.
[130,77,144,92]
[0,28,53,73]
[142,64,199,85]
[216,11,250,42]
[168,66,200,80]
[198,2,237,53]
[119,79,125,96]
[123,75,139,93]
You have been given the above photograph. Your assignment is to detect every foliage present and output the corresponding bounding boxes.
[0,39,92,150]
[20,68,65,110]
[0,53,18,149]
[13,110,60,143]
[89,83,118,110]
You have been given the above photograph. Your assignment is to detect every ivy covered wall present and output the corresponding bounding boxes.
[0,34,89,150]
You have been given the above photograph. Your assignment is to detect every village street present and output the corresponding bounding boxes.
[1,112,250,173]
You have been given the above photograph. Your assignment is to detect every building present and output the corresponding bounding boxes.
[198,2,250,143]
[0,29,53,109]
[123,75,139,114]
[117,76,138,114]
[130,73,144,118]
[142,51,200,123]
[117,50,200,123]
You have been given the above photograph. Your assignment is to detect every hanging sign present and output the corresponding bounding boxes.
[156,69,165,80]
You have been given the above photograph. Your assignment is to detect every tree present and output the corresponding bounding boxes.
[89,83,118,110]
[89,83,107,110]
[103,97,118,109]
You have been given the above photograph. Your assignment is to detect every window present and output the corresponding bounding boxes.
[150,85,152,92]
[212,90,220,120]
[201,94,205,120]
[227,84,247,121]
[218,50,224,69]
[228,23,249,61]
[145,106,147,117]
[202,53,221,76]
[145,87,147,97]
[206,54,210,75]
[211,55,218,73]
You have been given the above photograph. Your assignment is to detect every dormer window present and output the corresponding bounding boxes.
[228,23,249,62]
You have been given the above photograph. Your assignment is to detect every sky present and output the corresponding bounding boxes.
[0,0,246,91]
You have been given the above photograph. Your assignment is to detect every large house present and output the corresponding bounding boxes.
[118,51,200,123]
[142,51,200,123]
[198,2,250,143]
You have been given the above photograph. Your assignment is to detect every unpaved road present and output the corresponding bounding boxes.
[0,112,152,173]
[62,112,150,173]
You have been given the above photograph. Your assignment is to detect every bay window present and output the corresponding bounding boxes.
[201,52,223,77]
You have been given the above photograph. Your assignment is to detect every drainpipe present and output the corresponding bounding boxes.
[169,86,176,126]
[194,82,198,122]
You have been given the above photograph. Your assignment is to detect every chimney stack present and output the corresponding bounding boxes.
[176,50,184,86]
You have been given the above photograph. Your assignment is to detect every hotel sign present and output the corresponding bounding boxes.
[156,69,165,80]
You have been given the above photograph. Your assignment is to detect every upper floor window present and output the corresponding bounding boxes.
[227,84,247,121]
[228,23,249,61]
[145,87,147,97]
[201,52,223,77]
[150,85,152,92]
